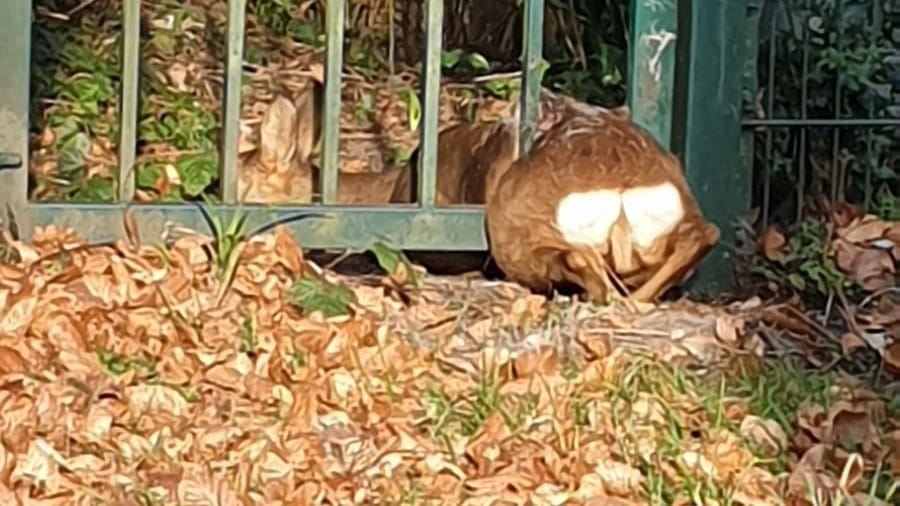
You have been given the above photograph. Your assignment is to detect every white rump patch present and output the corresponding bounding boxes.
[556,190,622,246]
[621,183,684,249]
[556,183,684,249]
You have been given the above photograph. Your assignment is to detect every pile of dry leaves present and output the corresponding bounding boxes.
[0,224,897,505]
[758,204,899,375]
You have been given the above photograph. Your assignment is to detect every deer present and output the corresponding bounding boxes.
[237,82,405,205]
[387,88,633,276]
[484,101,720,304]
[387,91,583,275]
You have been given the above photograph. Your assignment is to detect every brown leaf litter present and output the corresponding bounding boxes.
[752,207,899,374]
[0,225,897,504]
[832,214,899,293]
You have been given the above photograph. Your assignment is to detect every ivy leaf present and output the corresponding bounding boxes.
[441,49,463,68]
[160,186,185,202]
[58,130,91,174]
[787,273,807,291]
[289,21,319,46]
[176,153,217,197]
[78,176,115,202]
[371,241,420,288]
[137,164,163,189]
[463,52,490,72]
[289,274,356,318]
[484,78,519,99]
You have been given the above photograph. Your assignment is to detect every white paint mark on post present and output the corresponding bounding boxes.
[644,30,676,83]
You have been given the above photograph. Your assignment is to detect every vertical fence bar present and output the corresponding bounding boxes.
[0,0,32,235]
[321,0,345,205]
[863,0,880,211]
[628,0,678,149]
[220,0,246,204]
[863,126,873,210]
[830,0,844,205]
[417,0,443,207]
[737,0,763,231]
[760,15,777,228]
[796,0,811,222]
[519,0,544,156]
[672,0,749,296]
[117,0,140,202]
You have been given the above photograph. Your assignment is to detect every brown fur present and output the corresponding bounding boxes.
[485,110,720,303]
[391,119,520,205]
[394,90,631,276]
[238,86,404,205]
[386,119,520,274]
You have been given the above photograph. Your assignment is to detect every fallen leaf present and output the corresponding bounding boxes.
[740,415,788,457]
[0,295,38,336]
[511,345,559,379]
[167,62,189,91]
[0,345,28,374]
[760,225,787,261]
[785,444,837,502]
[837,215,892,244]
[126,384,191,417]
[826,401,878,456]
[832,202,864,228]
[834,239,895,291]
[840,332,867,354]
[593,459,644,496]
[883,340,900,373]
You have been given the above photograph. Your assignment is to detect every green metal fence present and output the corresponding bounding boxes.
[741,0,900,228]
[0,0,748,286]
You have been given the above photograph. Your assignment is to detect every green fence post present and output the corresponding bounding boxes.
[672,0,750,296]
[0,0,32,236]
[628,0,678,149]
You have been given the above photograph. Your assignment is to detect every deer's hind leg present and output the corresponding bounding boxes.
[629,219,720,303]
[562,248,617,303]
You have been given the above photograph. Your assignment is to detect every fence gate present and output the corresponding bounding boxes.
[0,0,748,291]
